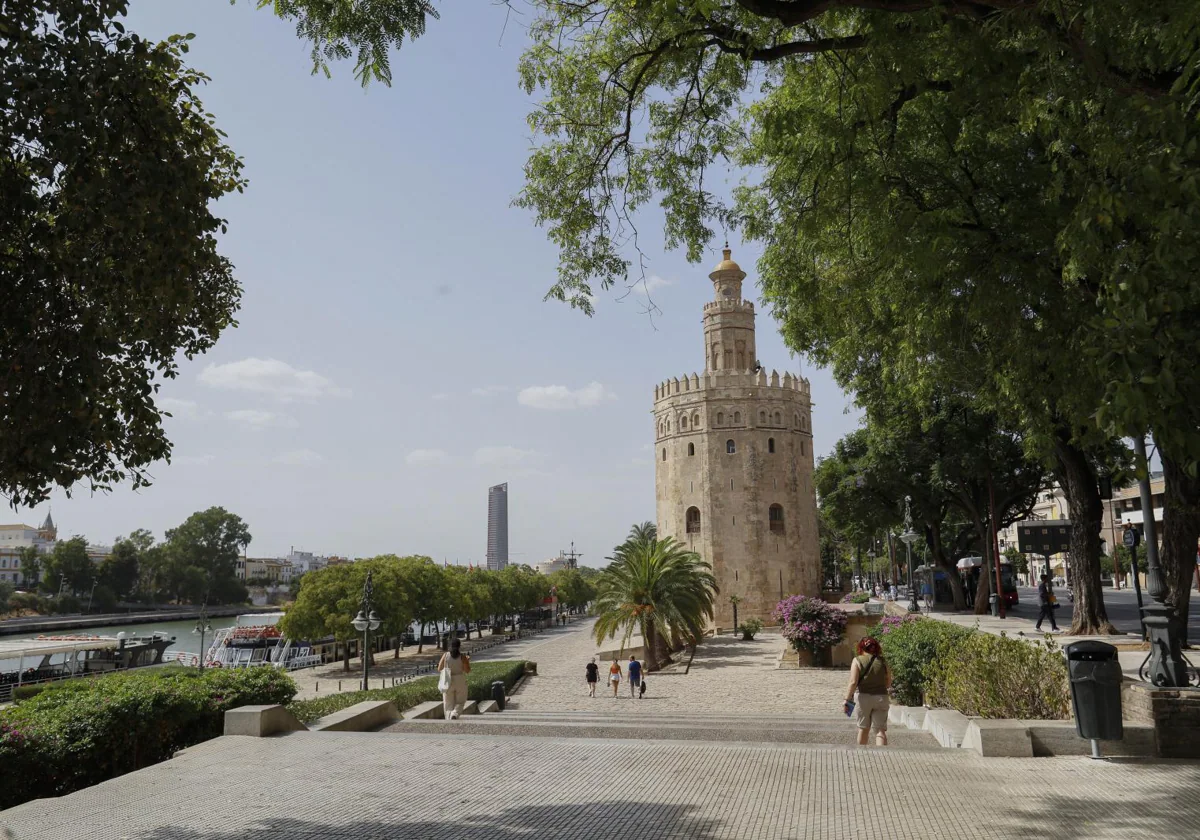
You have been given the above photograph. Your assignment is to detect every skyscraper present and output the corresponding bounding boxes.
[486,482,509,571]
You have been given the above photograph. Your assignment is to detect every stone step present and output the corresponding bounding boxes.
[490,712,854,728]
[381,717,941,750]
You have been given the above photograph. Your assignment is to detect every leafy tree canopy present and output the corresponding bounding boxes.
[2,0,245,506]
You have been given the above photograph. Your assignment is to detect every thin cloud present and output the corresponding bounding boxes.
[158,397,200,419]
[174,453,215,466]
[518,382,617,410]
[200,358,347,402]
[406,449,450,465]
[471,385,508,397]
[431,393,451,401]
[225,409,298,430]
[273,449,323,466]
[474,446,540,467]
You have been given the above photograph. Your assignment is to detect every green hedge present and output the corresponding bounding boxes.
[876,618,975,706]
[288,660,527,724]
[925,633,1070,719]
[0,666,296,809]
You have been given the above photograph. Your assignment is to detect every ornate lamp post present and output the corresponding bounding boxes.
[192,604,212,671]
[866,546,876,590]
[351,570,382,691]
[901,497,922,613]
[1132,436,1188,686]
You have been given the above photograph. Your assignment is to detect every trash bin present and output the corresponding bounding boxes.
[988,593,1000,617]
[491,680,506,712]
[1065,640,1123,756]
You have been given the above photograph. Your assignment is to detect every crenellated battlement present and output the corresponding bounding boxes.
[703,299,755,315]
[653,369,811,404]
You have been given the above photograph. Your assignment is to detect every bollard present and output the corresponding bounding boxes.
[315,682,319,693]
[338,681,342,692]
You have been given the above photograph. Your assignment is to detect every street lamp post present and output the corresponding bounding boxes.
[1132,435,1188,686]
[351,570,382,692]
[866,546,876,591]
[901,497,921,613]
[192,605,212,671]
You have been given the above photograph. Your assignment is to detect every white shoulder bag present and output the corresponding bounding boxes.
[438,657,452,691]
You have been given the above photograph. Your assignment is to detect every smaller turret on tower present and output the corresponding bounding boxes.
[703,248,757,372]
[38,509,56,542]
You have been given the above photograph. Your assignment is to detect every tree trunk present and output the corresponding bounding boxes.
[1053,435,1118,634]
[417,622,425,654]
[642,622,661,672]
[342,643,350,672]
[928,522,967,610]
[1159,442,1200,646]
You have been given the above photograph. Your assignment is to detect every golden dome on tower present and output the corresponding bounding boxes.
[712,247,742,273]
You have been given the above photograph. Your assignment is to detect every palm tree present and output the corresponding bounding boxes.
[593,529,717,671]
[622,521,657,548]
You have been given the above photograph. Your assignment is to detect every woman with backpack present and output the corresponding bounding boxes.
[843,636,892,746]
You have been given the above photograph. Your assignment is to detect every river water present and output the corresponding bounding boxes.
[0,617,240,672]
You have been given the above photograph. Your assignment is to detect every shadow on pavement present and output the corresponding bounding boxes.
[133,800,723,840]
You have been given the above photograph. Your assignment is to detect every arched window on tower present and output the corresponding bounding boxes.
[768,438,775,454]
[681,415,688,430]
[688,443,695,456]
[686,507,701,534]
[769,504,785,534]
[774,411,782,425]
[717,412,724,425]
[738,351,745,368]
[734,411,741,424]
[692,412,700,428]
[759,410,766,424]
[726,439,736,454]
[662,448,667,461]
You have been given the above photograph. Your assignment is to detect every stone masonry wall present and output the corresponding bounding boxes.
[1121,680,1200,759]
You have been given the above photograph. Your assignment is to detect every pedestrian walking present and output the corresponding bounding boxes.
[1035,573,1060,632]
[585,657,599,697]
[627,656,643,699]
[437,638,471,719]
[608,658,623,697]
[843,637,892,747]
[888,582,898,602]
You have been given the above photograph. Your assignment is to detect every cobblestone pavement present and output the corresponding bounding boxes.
[480,618,849,716]
[4,730,1198,839]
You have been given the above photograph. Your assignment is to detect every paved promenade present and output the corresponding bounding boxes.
[483,618,848,715]
[4,730,1198,839]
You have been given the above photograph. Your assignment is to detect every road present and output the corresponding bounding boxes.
[1011,584,1200,638]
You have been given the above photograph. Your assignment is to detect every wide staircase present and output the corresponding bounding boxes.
[382,708,941,750]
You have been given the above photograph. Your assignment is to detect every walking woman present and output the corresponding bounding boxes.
[437,638,471,719]
[843,636,892,747]
[608,658,623,698]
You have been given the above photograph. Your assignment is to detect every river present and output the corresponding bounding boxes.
[0,617,240,672]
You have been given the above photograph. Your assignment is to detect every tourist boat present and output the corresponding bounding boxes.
[0,632,175,701]
[201,612,323,670]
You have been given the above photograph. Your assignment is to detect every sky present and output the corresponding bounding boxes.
[9,1,861,564]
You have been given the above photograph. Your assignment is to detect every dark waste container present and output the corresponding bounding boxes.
[1065,640,1123,748]
[491,680,506,712]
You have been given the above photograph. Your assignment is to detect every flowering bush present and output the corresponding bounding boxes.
[874,614,924,636]
[773,595,848,653]
[842,591,871,604]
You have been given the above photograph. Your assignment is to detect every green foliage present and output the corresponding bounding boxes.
[738,617,763,640]
[1,0,245,506]
[287,660,526,724]
[42,536,93,595]
[924,633,1071,720]
[593,526,717,671]
[253,0,439,87]
[0,666,295,809]
[547,567,597,611]
[0,579,12,613]
[876,618,975,707]
[163,507,252,604]
[18,546,41,588]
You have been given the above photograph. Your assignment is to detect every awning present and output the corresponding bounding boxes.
[0,637,120,660]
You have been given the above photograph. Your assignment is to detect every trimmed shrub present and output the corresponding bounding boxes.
[925,633,1070,720]
[738,618,764,640]
[0,666,296,809]
[876,618,974,706]
[842,591,871,604]
[874,613,924,637]
[288,660,527,724]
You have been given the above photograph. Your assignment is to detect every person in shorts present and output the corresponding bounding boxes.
[608,659,622,697]
[627,656,642,698]
[843,636,892,746]
[585,657,599,697]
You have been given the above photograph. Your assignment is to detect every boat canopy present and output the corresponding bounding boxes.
[0,637,120,661]
[236,612,284,627]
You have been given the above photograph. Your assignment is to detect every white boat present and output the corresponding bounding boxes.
[0,632,174,701]
[200,613,322,671]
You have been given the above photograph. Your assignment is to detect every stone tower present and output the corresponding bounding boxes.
[654,248,820,628]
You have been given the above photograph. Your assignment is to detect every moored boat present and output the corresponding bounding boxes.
[0,632,174,701]
[201,613,322,670]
